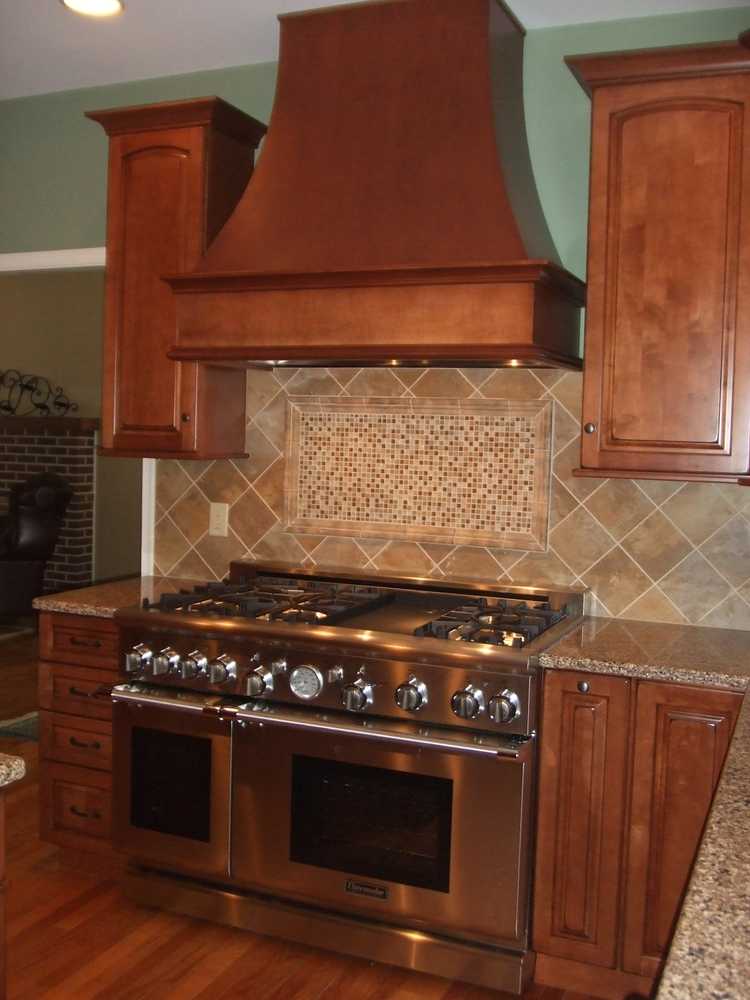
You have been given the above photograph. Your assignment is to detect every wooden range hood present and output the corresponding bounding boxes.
[167,0,585,369]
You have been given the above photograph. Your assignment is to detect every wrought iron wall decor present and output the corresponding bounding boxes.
[0,370,79,418]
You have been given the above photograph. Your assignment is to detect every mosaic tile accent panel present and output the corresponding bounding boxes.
[152,366,750,631]
[284,398,552,549]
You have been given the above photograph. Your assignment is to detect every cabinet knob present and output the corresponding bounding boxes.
[181,413,191,423]
[577,680,591,694]
[583,422,597,434]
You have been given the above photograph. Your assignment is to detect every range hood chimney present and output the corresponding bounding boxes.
[168,0,584,369]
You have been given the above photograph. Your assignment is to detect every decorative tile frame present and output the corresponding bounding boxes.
[284,396,553,550]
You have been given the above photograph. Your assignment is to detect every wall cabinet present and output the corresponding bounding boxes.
[87,99,266,459]
[567,43,750,482]
[534,669,741,999]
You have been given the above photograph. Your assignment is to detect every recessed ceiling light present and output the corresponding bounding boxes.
[60,0,124,16]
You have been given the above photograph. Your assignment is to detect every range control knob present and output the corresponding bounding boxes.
[125,643,152,674]
[152,647,180,677]
[394,679,428,713]
[178,650,207,681]
[270,658,288,675]
[487,690,520,725]
[208,654,237,685]
[341,681,373,713]
[451,686,486,720]
[245,667,273,697]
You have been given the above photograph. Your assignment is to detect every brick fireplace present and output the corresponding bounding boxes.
[0,416,98,592]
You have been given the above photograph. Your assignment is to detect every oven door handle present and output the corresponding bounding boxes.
[234,706,530,759]
[111,685,230,716]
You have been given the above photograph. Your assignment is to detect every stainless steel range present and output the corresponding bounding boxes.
[112,562,583,994]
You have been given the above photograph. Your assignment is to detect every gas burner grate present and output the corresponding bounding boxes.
[414,598,565,646]
[144,579,394,624]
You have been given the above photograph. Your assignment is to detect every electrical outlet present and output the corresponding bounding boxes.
[208,502,229,537]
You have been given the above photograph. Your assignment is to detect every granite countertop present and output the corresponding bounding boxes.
[0,754,26,788]
[538,615,750,690]
[32,575,203,618]
[541,615,750,1000]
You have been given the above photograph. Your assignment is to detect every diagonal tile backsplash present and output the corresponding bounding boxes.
[153,367,750,631]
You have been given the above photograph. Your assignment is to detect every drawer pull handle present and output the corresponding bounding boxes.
[69,737,102,751]
[69,637,102,649]
[68,685,112,700]
[70,805,101,820]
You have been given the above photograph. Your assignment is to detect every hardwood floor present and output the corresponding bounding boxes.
[0,635,595,999]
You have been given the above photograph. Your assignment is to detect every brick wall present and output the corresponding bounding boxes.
[0,418,98,592]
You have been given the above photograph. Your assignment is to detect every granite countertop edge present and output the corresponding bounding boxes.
[537,651,749,691]
[0,754,26,788]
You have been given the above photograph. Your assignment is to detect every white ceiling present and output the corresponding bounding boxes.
[0,0,746,101]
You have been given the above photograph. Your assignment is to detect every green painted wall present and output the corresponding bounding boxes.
[0,62,277,255]
[1,6,749,270]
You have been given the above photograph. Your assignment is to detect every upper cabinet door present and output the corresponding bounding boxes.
[570,49,750,481]
[89,99,265,459]
[104,128,203,455]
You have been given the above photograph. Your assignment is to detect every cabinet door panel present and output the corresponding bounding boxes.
[580,72,750,479]
[533,670,631,968]
[104,128,203,454]
[622,681,741,977]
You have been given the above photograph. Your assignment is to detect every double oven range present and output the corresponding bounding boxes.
[112,562,582,993]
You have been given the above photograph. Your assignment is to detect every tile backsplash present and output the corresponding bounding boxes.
[285,396,552,550]
[153,367,750,631]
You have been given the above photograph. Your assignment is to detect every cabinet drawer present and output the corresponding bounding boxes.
[38,663,117,721]
[41,763,112,849]
[39,612,119,669]
[40,711,112,771]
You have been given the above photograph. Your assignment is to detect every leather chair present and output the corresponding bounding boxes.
[0,473,73,617]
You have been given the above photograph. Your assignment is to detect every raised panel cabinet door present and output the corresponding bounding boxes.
[101,126,205,455]
[622,681,741,977]
[533,670,631,968]
[577,66,750,480]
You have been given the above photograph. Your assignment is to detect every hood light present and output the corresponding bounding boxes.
[61,0,124,16]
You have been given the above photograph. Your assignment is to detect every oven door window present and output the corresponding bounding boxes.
[130,726,211,842]
[290,755,452,892]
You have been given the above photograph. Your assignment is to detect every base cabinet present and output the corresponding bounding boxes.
[621,681,739,978]
[533,671,631,969]
[534,669,741,998]
[38,612,118,853]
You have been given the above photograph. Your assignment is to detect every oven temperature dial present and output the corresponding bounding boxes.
[488,690,520,725]
[341,679,374,712]
[451,686,485,720]
[289,664,325,700]
[208,654,237,685]
[179,651,207,681]
[395,678,428,713]
[153,647,180,677]
[125,643,152,674]
[245,667,274,697]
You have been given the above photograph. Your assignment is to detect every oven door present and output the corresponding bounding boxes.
[231,703,533,948]
[112,686,231,880]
